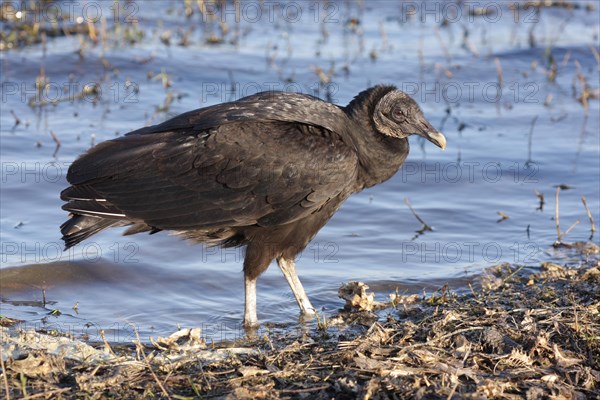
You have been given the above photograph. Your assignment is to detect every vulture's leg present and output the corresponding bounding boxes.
[243,274,258,327]
[277,257,316,315]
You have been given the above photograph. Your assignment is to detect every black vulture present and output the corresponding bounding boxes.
[60,85,446,327]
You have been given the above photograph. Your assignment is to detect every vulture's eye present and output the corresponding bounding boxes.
[392,107,407,122]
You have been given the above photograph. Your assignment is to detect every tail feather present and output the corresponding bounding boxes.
[60,214,119,250]
[61,182,131,249]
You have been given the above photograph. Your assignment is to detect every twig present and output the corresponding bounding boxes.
[502,265,525,284]
[581,196,596,236]
[99,329,116,356]
[526,116,538,165]
[50,131,61,157]
[560,51,571,67]
[497,211,510,223]
[404,198,430,227]
[279,385,330,393]
[21,388,70,399]
[133,327,171,399]
[447,382,459,400]
[573,60,590,115]
[10,110,20,126]
[555,186,561,241]
[404,198,433,236]
[581,200,596,244]
[49,131,61,147]
[495,57,503,89]
[461,26,479,57]
[378,21,389,51]
[590,45,600,69]
[418,35,425,81]
[0,346,10,400]
[535,190,544,211]
[554,187,580,242]
[561,220,580,240]
[228,70,236,101]
[434,28,451,64]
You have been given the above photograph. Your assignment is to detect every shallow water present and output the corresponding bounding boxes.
[1,1,599,342]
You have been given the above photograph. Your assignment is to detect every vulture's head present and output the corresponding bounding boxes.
[372,89,446,150]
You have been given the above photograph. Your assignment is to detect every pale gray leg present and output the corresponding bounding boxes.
[244,274,258,327]
[277,257,316,315]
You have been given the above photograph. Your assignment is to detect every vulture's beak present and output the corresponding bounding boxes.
[424,130,446,150]
[416,120,446,150]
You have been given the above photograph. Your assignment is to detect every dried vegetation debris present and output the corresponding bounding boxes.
[339,281,389,312]
[1,260,599,399]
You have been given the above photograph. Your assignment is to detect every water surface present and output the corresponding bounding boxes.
[1,1,598,342]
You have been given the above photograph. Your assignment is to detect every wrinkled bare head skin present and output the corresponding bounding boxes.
[373,90,446,149]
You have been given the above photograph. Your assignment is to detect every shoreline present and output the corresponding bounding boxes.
[2,257,598,399]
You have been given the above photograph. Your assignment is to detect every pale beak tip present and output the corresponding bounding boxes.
[430,131,447,151]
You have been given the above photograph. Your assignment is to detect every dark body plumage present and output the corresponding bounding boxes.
[61,85,446,326]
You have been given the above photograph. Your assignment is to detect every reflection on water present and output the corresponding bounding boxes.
[1,1,598,341]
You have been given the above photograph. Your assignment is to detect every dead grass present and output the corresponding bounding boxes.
[1,259,598,399]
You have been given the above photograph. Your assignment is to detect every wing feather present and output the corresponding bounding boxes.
[63,94,358,232]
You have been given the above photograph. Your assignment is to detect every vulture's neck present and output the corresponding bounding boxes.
[343,86,409,190]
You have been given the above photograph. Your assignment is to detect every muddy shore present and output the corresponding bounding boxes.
[2,258,598,399]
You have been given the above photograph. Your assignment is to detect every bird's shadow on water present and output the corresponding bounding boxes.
[0,259,197,333]
[0,260,137,295]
